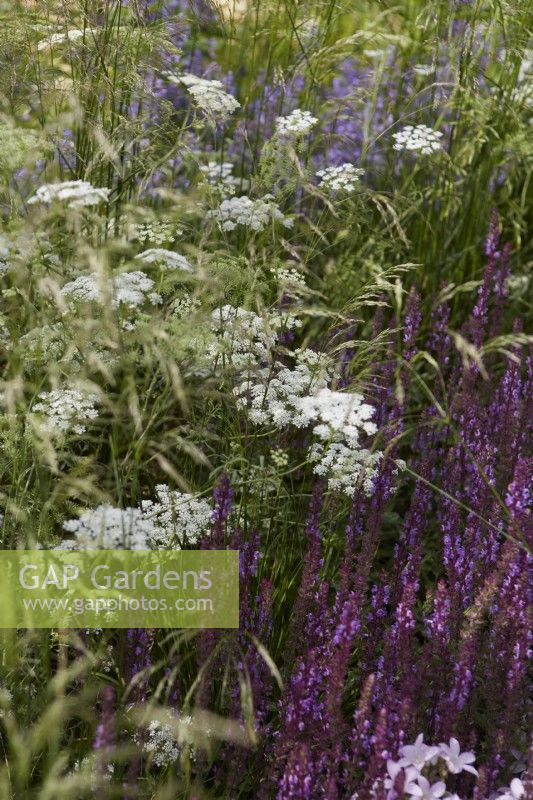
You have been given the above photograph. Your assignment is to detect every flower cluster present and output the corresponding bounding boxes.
[392,125,444,154]
[0,235,10,274]
[206,194,294,232]
[223,316,382,495]
[171,292,201,318]
[142,720,181,768]
[135,249,193,272]
[199,161,248,195]
[141,485,212,547]
[378,735,524,800]
[129,220,180,245]
[31,388,99,435]
[61,271,161,309]
[140,714,209,767]
[28,180,110,208]
[275,109,318,137]
[61,506,158,550]
[209,305,300,372]
[61,485,212,550]
[37,29,86,50]
[168,73,240,121]
[272,267,308,293]
[316,163,364,193]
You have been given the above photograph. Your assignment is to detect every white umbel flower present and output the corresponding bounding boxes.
[140,714,208,767]
[275,109,318,137]
[135,249,193,272]
[141,485,212,547]
[292,387,377,441]
[142,720,181,767]
[37,29,86,50]
[316,163,364,194]
[199,161,248,196]
[392,124,443,154]
[28,180,110,208]
[62,506,158,550]
[207,194,293,232]
[210,305,279,370]
[234,349,331,427]
[32,388,99,435]
[61,271,161,308]
[168,73,240,121]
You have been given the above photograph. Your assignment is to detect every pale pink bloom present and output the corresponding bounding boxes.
[384,759,419,795]
[438,737,478,776]
[398,734,441,770]
[407,775,446,800]
[498,778,525,800]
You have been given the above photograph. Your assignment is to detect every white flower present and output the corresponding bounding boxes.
[62,506,158,550]
[0,235,10,273]
[130,221,180,245]
[413,64,434,75]
[28,180,110,208]
[399,734,441,771]
[497,778,525,799]
[209,305,280,370]
[408,776,446,800]
[392,125,443,155]
[140,714,210,766]
[135,249,193,272]
[32,388,99,435]
[438,738,478,776]
[207,194,293,232]
[37,29,86,50]
[233,349,381,496]
[142,720,180,767]
[292,387,377,441]
[141,485,212,547]
[200,160,235,183]
[167,73,240,121]
[61,271,161,309]
[309,440,382,497]
[384,760,420,795]
[275,109,318,137]
[60,483,211,551]
[171,292,200,318]
[272,267,308,293]
[112,272,161,306]
[199,161,248,195]
[316,163,364,194]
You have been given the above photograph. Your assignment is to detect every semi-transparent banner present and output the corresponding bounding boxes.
[0,550,239,629]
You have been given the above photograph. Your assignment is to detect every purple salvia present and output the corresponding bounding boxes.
[209,471,234,548]
[403,287,422,363]
[125,628,156,706]
[505,457,533,550]
[438,543,516,740]
[468,211,502,348]
[428,292,451,374]
[347,673,376,779]
[286,483,325,661]
[93,684,115,753]
[362,707,389,800]
[93,684,115,797]
[423,580,452,736]
[324,590,363,793]
[276,744,315,800]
